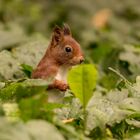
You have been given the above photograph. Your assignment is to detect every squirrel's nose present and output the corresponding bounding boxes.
[80,58,84,64]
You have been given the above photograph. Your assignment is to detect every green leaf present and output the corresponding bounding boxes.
[119,45,140,78]
[131,76,140,98]
[19,94,64,121]
[55,121,90,140]
[2,103,19,121]
[45,103,64,111]
[0,23,26,51]
[26,120,65,140]
[0,79,49,102]
[86,89,138,132]
[68,64,98,107]
[12,35,49,67]
[0,50,22,80]
[0,117,31,140]
[0,117,65,140]
[119,98,140,112]
[18,95,46,121]
[20,64,33,78]
[126,119,140,128]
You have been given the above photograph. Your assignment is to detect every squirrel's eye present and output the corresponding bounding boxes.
[65,47,72,52]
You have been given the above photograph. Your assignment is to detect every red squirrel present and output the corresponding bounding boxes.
[32,24,84,91]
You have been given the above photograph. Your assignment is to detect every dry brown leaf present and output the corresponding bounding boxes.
[92,9,112,29]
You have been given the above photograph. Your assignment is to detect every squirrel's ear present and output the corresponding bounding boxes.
[63,23,71,36]
[51,25,63,46]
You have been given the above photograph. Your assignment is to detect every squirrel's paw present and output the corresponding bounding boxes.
[48,80,69,91]
[57,83,69,91]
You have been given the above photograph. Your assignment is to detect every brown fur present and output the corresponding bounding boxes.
[32,24,84,91]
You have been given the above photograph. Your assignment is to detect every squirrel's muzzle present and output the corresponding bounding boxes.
[80,58,84,64]
[78,55,84,64]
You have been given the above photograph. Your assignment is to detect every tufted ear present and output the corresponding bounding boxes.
[63,23,71,36]
[51,25,64,46]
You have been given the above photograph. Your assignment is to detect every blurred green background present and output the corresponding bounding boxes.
[0,0,140,89]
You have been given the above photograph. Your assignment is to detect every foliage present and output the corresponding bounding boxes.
[68,64,98,107]
[0,118,65,140]
[20,64,33,78]
[0,0,140,140]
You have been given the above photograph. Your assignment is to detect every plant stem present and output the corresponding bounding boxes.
[108,67,132,86]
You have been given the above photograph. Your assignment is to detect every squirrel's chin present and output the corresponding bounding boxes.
[70,62,81,66]
[62,60,81,66]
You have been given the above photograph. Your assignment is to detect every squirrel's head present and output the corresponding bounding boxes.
[49,24,84,66]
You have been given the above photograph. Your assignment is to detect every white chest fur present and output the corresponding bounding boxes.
[55,66,71,83]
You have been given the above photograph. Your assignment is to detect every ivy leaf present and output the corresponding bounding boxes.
[68,64,98,107]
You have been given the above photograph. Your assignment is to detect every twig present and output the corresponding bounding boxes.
[62,118,75,124]
[108,67,132,86]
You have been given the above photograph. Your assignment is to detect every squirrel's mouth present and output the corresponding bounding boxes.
[63,58,84,66]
